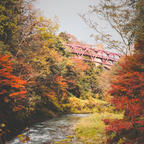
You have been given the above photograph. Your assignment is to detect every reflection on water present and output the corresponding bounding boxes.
[8,114,90,144]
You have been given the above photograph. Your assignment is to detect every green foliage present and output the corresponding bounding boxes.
[58,32,71,43]
[62,97,113,114]
[0,0,18,42]
[75,112,123,144]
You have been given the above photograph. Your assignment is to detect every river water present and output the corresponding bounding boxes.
[8,114,90,144]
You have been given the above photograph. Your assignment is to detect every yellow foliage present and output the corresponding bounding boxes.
[39,16,44,21]
[0,123,5,127]
[66,59,73,66]
[67,97,112,113]
[50,50,62,62]
[117,138,126,144]
[17,134,30,143]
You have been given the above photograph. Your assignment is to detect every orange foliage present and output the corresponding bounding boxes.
[56,76,70,101]
[50,50,63,62]
[9,91,27,98]
[56,76,68,88]
[45,91,56,100]
[0,54,27,112]
[13,105,24,112]
[72,59,89,71]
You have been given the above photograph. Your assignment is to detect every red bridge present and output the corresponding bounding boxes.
[65,44,121,67]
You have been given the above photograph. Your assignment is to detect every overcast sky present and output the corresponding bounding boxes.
[34,0,98,44]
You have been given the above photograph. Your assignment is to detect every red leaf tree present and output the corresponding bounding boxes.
[0,54,27,121]
[104,43,144,143]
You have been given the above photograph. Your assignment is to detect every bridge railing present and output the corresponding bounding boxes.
[65,44,121,67]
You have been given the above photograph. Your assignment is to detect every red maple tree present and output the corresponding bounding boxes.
[0,54,27,119]
[104,43,144,143]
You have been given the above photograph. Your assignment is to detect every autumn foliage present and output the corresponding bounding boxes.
[0,54,27,118]
[104,43,144,143]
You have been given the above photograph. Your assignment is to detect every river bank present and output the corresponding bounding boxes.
[74,112,123,144]
[6,97,111,143]
[8,114,91,144]
[8,112,123,144]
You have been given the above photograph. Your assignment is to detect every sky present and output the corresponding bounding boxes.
[34,0,97,45]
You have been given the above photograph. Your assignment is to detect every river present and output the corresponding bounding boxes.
[8,114,90,144]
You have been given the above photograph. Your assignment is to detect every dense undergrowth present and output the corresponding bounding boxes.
[63,97,113,114]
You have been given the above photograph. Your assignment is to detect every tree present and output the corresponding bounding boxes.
[101,1,144,143]
[129,0,144,43]
[0,0,36,55]
[104,37,144,144]
[81,0,135,55]
[0,54,27,121]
